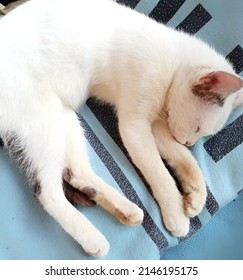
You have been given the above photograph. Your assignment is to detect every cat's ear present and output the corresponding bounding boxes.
[192,71,243,106]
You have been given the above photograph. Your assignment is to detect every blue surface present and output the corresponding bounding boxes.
[161,191,243,260]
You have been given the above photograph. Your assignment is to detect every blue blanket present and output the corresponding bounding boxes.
[0,0,242,259]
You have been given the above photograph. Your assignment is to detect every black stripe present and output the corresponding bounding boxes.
[226,45,243,74]
[79,113,169,256]
[86,99,121,153]
[149,0,186,24]
[86,99,153,192]
[0,138,3,147]
[116,0,140,9]
[0,0,17,5]
[204,114,243,162]
[176,4,212,34]
[206,186,220,215]
[85,99,129,161]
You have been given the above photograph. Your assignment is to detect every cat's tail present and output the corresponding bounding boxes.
[63,180,96,207]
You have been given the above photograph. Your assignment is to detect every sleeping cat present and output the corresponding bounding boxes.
[0,0,242,258]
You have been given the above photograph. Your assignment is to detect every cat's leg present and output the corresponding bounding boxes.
[118,114,189,237]
[38,176,110,258]
[63,109,143,226]
[10,107,110,258]
[152,119,207,217]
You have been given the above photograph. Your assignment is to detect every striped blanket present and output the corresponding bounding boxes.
[0,0,243,259]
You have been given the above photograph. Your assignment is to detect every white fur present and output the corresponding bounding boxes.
[0,0,242,257]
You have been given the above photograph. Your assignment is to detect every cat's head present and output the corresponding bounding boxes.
[166,68,243,146]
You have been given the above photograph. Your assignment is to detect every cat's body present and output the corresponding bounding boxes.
[0,0,242,257]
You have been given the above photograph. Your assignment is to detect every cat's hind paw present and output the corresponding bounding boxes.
[114,202,144,226]
[82,233,110,258]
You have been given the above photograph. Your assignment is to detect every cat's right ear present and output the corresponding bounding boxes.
[192,71,243,106]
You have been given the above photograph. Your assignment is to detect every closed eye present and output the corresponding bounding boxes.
[195,126,200,133]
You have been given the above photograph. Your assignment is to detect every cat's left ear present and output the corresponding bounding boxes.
[192,71,243,106]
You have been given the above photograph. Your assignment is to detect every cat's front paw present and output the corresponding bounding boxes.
[178,162,207,217]
[183,180,207,217]
[163,210,190,237]
[82,232,110,258]
[114,201,144,226]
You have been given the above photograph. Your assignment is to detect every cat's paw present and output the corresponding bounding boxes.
[178,162,207,217]
[183,181,207,217]
[114,201,144,226]
[158,186,190,237]
[82,233,110,258]
[163,210,190,237]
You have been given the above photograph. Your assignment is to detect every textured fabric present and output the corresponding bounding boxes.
[0,0,243,259]
[161,191,243,260]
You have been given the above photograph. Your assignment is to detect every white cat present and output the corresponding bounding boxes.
[0,0,242,258]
